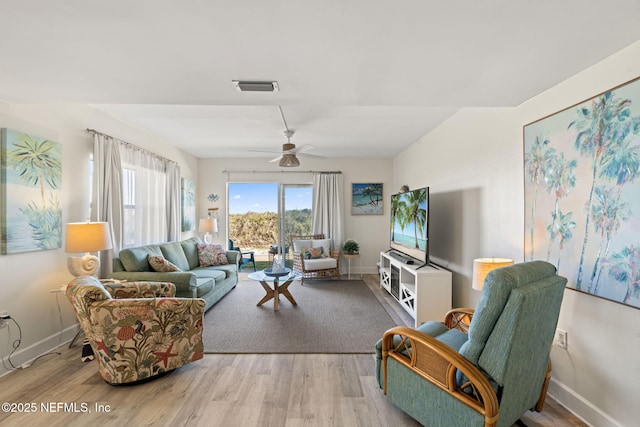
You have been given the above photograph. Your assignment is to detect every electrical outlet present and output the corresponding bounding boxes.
[556,329,567,349]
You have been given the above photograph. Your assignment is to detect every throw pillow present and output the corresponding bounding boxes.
[148,255,181,272]
[197,244,229,266]
[303,247,324,259]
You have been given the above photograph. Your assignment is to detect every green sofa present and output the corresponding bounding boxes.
[109,237,239,311]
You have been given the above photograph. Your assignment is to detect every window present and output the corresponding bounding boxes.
[228,182,312,266]
[122,167,136,247]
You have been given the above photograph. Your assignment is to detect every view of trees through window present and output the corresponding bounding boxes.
[228,183,312,266]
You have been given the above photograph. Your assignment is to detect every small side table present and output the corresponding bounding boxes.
[343,253,362,280]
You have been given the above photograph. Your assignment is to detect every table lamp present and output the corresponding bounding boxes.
[65,222,113,277]
[472,257,514,291]
[198,216,218,244]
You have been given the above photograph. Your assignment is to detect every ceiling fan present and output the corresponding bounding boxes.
[269,130,320,167]
[251,106,323,167]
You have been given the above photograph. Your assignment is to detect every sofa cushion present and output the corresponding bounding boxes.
[197,244,229,266]
[160,241,190,271]
[148,255,181,272]
[181,237,202,270]
[303,257,337,271]
[119,245,163,272]
[191,267,226,282]
[194,278,214,297]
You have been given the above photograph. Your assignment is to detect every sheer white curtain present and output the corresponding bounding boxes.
[165,161,181,242]
[93,129,181,257]
[120,145,174,246]
[311,172,344,255]
[92,133,123,278]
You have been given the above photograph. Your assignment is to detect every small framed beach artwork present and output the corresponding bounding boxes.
[351,183,383,215]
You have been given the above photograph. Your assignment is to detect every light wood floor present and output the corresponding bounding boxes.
[0,274,587,427]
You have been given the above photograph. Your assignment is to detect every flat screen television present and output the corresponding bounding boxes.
[389,187,429,264]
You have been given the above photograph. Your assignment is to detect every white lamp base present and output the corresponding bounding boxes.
[67,253,101,277]
[203,232,212,244]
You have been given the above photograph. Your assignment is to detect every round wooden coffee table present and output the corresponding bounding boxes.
[247,270,302,311]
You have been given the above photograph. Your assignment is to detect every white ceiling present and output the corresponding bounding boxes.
[1,1,639,160]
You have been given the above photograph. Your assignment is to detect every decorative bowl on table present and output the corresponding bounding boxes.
[264,268,291,277]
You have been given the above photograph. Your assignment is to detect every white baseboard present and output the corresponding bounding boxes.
[0,324,80,378]
[548,378,622,427]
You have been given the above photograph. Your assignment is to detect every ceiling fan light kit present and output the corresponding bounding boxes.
[279,154,300,167]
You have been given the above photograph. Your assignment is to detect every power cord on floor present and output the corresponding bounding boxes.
[1,316,61,371]
[2,317,23,371]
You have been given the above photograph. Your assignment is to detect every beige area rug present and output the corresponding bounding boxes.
[202,279,397,353]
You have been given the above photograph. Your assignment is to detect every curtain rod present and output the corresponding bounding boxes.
[86,128,178,166]
[222,170,341,174]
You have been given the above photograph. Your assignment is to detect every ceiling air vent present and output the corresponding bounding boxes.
[232,80,279,92]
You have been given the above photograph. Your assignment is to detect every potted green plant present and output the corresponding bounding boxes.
[342,239,360,255]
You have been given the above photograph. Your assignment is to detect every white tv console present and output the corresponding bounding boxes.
[380,251,452,327]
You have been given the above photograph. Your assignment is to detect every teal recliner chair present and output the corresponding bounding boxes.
[375,261,567,427]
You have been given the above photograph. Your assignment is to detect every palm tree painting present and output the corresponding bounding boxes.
[1,129,62,254]
[524,77,640,309]
[351,183,383,215]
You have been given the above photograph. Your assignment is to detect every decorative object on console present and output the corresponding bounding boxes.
[524,76,640,310]
[65,221,113,277]
[1,128,62,255]
[342,239,360,254]
[472,257,515,291]
[351,183,383,215]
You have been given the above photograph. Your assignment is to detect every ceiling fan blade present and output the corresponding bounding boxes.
[269,154,283,163]
[291,144,314,154]
[249,148,281,154]
[298,152,325,159]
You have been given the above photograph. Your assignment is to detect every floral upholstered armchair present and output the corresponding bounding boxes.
[66,276,205,385]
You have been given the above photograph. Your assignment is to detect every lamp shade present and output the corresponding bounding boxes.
[198,218,218,233]
[199,218,212,233]
[472,257,514,291]
[65,222,113,253]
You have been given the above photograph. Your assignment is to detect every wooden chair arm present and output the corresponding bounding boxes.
[382,326,498,427]
[444,308,475,333]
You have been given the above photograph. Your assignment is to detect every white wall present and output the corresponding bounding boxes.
[198,157,392,274]
[0,103,198,376]
[394,41,640,427]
